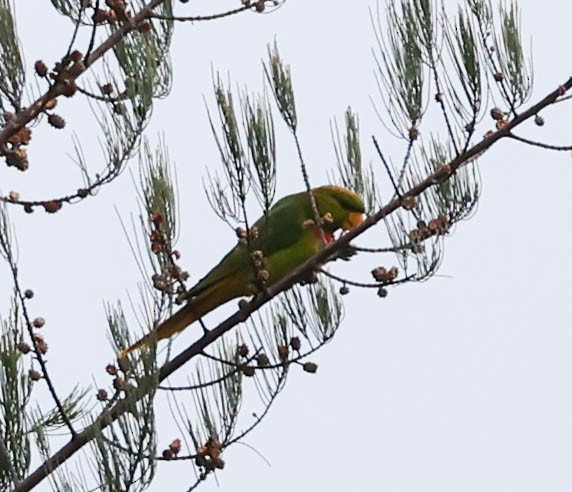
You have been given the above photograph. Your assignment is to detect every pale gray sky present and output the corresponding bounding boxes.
[3,1,572,491]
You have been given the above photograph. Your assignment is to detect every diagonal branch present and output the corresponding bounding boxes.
[0,0,166,151]
[14,76,572,492]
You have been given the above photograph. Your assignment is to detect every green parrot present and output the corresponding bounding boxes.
[118,185,365,359]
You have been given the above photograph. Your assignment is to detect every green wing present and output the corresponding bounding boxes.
[187,192,311,297]
[186,186,365,299]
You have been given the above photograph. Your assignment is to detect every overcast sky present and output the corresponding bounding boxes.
[4,0,572,491]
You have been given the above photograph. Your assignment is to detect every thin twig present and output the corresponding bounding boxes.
[508,132,572,151]
[317,267,414,289]
[150,4,250,22]
[84,0,99,62]
[431,59,460,155]
[397,138,415,188]
[158,370,239,390]
[477,21,518,117]
[76,85,122,103]
[6,256,76,437]
[354,244,412,253]
[292,132,326,243]
[224,368,287,446]
[372,135,401,197]
[99,434,199,461]
[555,93,572,104]
[158,350,256,391]
[186,477,205,492]
[201,345,325,372]
[65,2,87,58]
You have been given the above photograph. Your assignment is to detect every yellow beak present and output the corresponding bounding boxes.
[342,212,365,231]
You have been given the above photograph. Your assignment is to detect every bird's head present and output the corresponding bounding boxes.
[313,185,366,233]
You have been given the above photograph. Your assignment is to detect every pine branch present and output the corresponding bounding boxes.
[0,0,166,151]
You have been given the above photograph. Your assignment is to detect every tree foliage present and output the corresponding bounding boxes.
[0,0,570,490]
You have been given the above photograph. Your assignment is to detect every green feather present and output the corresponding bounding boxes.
[188,185,365,297]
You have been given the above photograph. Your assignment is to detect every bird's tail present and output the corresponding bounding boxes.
[117,279,243,360]
[117,303,198,360]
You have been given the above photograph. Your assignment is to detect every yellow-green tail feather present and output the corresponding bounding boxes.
[117,274,248,360]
